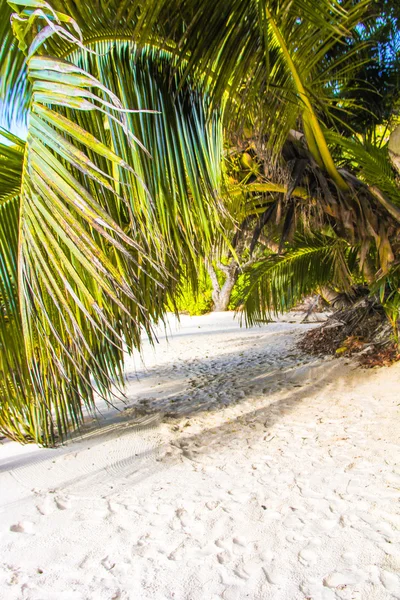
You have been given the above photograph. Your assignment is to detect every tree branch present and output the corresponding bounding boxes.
[206,260,220,294]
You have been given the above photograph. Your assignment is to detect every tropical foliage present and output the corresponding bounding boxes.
[0,0,224,443]
[0,0,399,443]
[239,233,359,326]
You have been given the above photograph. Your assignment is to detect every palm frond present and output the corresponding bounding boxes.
[239,233,358,326]
[326,130,400,205]
[0,1,225,444]
[1,1,372,159]
[0,127,24,203]
[0,194,36,442]
[0,48,159,442]
[0,0,28,124]
[132,1,369,155]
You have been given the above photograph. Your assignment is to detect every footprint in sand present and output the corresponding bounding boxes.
[222,586,242,600]
[101,556,116,571]
[233,565,250,580]
[217,551,231,565]
[341,551,356,565]
[36,494,71,514]
[55,496,71,511]
[380,569,400,593]
[215,538,231,552]
[263,563,283,585]
[323,570,363,588]
[175,507,191,528]
[36,496,54,516]
[9,521,34,534]
[298,547,318,567]
[234,560,261,580]
[300,579,335,600]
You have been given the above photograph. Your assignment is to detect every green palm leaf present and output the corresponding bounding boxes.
[0,0,32,124]
[0,54,161,442]
[0,127,24,203]
[0,194,33,442]
[327,129,400,206]
[239,233,358,326]
[0,1,225,444]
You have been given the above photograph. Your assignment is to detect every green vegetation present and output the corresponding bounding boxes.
[169,269,213,317]
[0,0,399,444]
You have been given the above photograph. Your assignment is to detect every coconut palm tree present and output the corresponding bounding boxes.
[0,0,399,443]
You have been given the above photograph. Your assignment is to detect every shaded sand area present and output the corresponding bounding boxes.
[0,313,399,600]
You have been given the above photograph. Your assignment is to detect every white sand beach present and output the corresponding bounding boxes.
[0,312,399,600]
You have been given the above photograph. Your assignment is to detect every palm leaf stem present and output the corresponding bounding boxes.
[264,4,348,190]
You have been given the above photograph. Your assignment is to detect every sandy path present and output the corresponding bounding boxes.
[0,312,399,600]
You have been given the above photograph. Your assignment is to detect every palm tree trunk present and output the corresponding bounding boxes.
[207,261,238,311]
